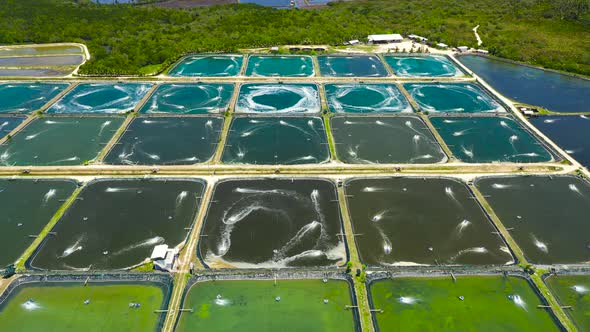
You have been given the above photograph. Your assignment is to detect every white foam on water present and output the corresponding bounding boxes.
[0,121,8,131]
[461,146,474,159]
[214,296,232,306]
[509,294,527,311]
[112,236,165,256]
[398,296,417,304]
[21,300,41,311]
[60,235,85,258]
[531,234,549,253]
[455,219,471,234]
[572,285,589,294]
[237,84,320,113]
[449,247,488,262]
[569,183,584,197]
[97,120,112,136]
[175,191,188,208]
[543,119,557,123]
[43,189,56,204]
[491,183,511,189]
[362,186,388,193]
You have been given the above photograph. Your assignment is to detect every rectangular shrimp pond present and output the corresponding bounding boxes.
[0,179,77,267]
[198,178,346,268]
[29,178,205,270]
[344,177,513,266]
[383,54,465,77]
[404,82,506,113]
[236,83,320,114]
[222,116,329,165]
[317,55,389,77]
[0,278,171,332]
[104,117,223,165]
[530,115,590,168]
[475,175,590,264]
[245,55,314,77]
[0,82,69,114]
[0,116,25,138]
[430,116,552,163]
[325,84,412,114]
[139,83,233,114]
[176,278,358,332]
[545,274,590,331]
[330,116,446,164]
[168,55,243,77]
[0,116,124,166]
[369,275,560,331]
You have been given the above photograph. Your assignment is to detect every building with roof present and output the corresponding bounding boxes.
[367,34,403,44]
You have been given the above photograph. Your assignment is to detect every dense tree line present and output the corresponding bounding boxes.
[0,0,588,76]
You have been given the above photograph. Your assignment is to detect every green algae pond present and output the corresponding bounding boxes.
[384,55,465,77]
[369,275,560,331]
[139,83,234,114]
[222,116,329,165]
[246,55,314,77]
[317,55,389,77]
[0,179,77,267]
[29,178,204,270]
[545,274,590,330]
[236,83,320,114]
[168,55,243,77]
[46,83,152,114]
[198,178,346,268]
[330,116,446,164]
[176,278,358,332]
[345,177,513,266]
[404,82,506,113]
[0,116,25,138]
[430,116,553,163]
[325,84,413,114]
[0,82,69,113]
[475,175,590,264]
[0,279,169,331]
[104,117,223,165]
[0,116,124,166]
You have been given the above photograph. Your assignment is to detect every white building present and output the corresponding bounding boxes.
[457,46,470,52]
[150,244,179,272]
[367,34,403,44]
[408,34,428,42]
[437,43,449,48]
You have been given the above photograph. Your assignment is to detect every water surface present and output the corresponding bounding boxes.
[476,175,590,264]
[325,84,412,113]
[168,55,242,77]
[318,55,388,77]
[404,82,506,113]
[458,55,590,113]
[0,55,83,67]
[546,274,590,331]
[530,115,590,168]
[246,55,314,77]
[0,117,25,138]
[0,83,69,113]
[236,83,320,113]
[139,83,233,114]
[384,55,464,77]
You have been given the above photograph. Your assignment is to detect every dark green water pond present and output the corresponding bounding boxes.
[29,178,204,270]
[370,275,559,331]
[317,55,388,77]
[0,117,124,166]
[404,82,506,113]
[246,55,314,77]
[325,84,413,113]
[345,177,513,266]
[476,175,590,264]
[105,117,222,165]
[0,179,76,267]
[530,115,590,168]
[384,55,464,77]
[222,117,329,165]
[176,279,357,331]
[236,83,320,114]
[198,178,346,268]
[168,55,243,77]
[139,83,233,114]
[0,281,168,331]
[546,274,590,331]
[0,83,69,114]
[431,116,552,163]
[46,83,152,114]
[331,116,446,164]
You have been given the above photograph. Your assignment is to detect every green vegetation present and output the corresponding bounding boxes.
[0,0,588,76]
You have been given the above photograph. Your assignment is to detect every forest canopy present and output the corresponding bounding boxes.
[0,0,588,76]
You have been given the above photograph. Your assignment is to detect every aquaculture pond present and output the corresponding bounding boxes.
[317,55,389,77]
[0,117,124,166]
[404,83,506,113]
[245,55,314,77]
[168,55,243,77]
[0,281,169,331]
[29,178,204,270]
[384,55,464,77]
[222,117,329,165]
[530,115,590,168]
[458,55,590,114]
[0,55,83,67]
[198,178,346,268]
[0,45,82,57]
[235,83,320,114]
[545,274,590,331]
[240,0,293,8]
[325,84,413,113]
[476,176,590,264]
[430,116,552,163]
[0,68,72,77]
[176,279,357,331]
[0,179,76,267]
[370,275,559,331]
[139,83,233,114]
[104,117,223,165]
[345,177,513,266]
[0,82,68,113]
[330,116,446,164]
[46,83,152,114]
[0,116,25,138]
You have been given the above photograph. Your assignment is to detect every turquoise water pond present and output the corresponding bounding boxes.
[139,83,233,114]
[404,82,506,113]
[384,55,464,77]
[0,83,69,113]
[168,55,243,77]
[325,84,412,113]
[246,55,314,77]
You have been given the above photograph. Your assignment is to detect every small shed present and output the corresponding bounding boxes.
[437,43,449,48]
[348,40,360,45]
[408,34,428,42]
[457,46,470,52]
